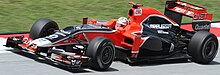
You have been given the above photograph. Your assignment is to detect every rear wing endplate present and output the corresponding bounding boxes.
[164,0,213,25]
[164,0,212,31]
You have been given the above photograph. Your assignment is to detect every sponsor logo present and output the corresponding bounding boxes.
[149,24,172,29]
[157,30,169,34]
[192,20,211,31]
[23,38,32,45]
[194,24,210,30]
[46,32,67,40]
[176,2,203,10]
[60,30,71,34]
[134,8,142,16]
[47,34,59,39]
[174,7,194,16]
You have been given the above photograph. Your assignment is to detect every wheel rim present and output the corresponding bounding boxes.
[100,46,113,64]
[204,41,217,58]
[41,28,55,37]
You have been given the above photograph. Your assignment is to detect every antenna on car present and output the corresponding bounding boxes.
[127,2,143,19]
[128,2,143,9]
[81,17,88,28]
[82,17,88,24]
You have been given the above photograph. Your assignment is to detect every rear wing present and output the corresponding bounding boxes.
[164,0,212,31]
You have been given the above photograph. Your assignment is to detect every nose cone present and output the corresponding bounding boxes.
[31,38,52,47]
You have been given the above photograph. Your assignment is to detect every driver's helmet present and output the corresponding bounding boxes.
[115,17,129,29]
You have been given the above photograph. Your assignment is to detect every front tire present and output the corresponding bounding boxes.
[29,18,59,56]
[29,18,59,40]
[86,37,115,71]
[188,31,218,64]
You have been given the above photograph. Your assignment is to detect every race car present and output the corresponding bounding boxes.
[5,0,219,71]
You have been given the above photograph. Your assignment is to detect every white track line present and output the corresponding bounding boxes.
[0,38,12,53]
[211,23,220,28]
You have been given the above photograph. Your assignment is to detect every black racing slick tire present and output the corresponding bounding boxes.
[86,37,115,71]
[29,18,59,39]
[188,31,218,64]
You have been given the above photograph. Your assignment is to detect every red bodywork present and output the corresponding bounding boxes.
[17,0,213,59]
[6,0,213,65]
[166,0,212,20]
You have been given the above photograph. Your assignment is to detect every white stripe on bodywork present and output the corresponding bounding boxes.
[140,14,179,27]
[131,51,139,54]
[139,36,150,48]
[36,30,117,47]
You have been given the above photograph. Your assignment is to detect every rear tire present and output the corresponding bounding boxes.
[29,18,59,40]
[188,31,218,64]
[86,37,115,71]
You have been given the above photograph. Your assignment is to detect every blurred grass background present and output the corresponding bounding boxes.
[0,0,220,33]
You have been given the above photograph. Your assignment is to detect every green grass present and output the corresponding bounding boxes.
[0,0,220,33]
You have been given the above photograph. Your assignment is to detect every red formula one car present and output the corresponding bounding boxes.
[5,0,219,71]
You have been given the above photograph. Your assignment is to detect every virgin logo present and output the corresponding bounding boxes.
[23,38,32,45]
[174,7,194,16]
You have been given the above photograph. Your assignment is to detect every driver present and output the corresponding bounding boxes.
[115,17,129,30]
